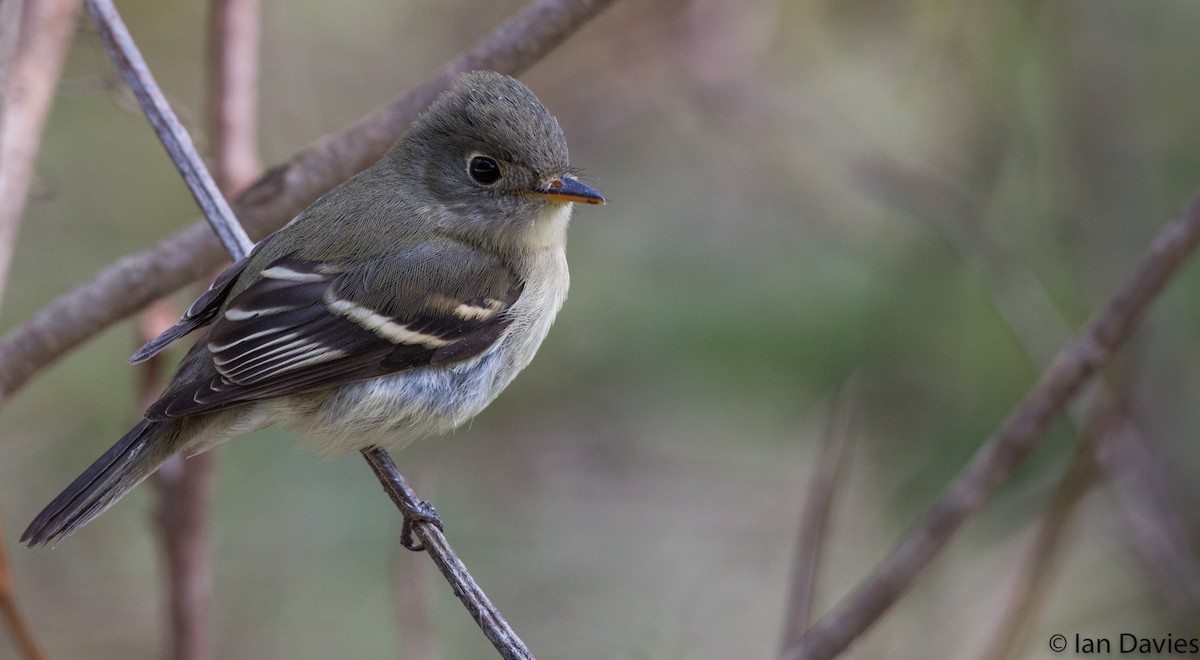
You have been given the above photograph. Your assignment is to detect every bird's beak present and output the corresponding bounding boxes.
[530,177,605,205]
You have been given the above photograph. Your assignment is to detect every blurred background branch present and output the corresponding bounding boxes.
[779,380,857,649]
[1095,404,1200,625]
[139,300,215,660]
[0,3,78,658]
[0,0,81,316]
[789,191,1200,660]
[0,513,47,660]
[979,392,1110,660]
[205,0,261,198]
[862,157,1200,627]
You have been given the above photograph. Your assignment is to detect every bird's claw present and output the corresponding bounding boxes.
[400,499,443,552]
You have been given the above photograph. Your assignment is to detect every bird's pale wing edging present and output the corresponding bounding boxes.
[129,249,258,364]
[143,249,523,420]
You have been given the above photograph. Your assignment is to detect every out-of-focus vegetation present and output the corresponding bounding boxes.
[5,1,1200,658]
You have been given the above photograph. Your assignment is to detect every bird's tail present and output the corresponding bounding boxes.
[21,419,183,547]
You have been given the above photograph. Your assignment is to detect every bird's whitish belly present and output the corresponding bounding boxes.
[292,248,569,455]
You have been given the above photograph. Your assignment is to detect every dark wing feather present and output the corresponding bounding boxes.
[130,250,257,364]
[145,247,523,421]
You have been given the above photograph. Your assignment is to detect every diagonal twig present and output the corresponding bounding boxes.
[784,191,1200,660]
[0,0,618,406]
[1095,409,1200,622]
[85,0,251,259]
[779,382,857,651]
[978,395,1111,660]
[364,448,532,660]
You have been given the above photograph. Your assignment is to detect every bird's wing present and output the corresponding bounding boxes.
[144,243,523,420]
[129,249,259,364]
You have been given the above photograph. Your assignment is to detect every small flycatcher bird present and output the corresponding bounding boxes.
[22,70,603,546]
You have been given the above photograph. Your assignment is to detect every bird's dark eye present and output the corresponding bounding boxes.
[468,156,502,185]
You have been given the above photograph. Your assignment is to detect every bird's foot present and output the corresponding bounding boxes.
[401,499,443,552]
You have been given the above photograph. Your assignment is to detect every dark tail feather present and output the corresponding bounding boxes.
[21,419,177,546]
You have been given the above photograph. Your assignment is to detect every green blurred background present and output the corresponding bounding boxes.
[5,0,1200,658]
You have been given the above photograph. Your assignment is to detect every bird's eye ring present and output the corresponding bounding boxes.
[468,155,502,185]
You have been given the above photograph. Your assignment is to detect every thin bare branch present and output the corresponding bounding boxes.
[0,0,82,314]
[153,450,217,660]
[0,510,49,660]
[1096,411,1200,622]
[85,0,252,259]
[779,383,857,651]
[206,0,260,195]
[785,191,1200,660]
[0,0,617,405]
[978,403,1108,660]
[363,448,533,660]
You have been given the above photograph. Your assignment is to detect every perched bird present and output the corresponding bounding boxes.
[22,70,603,546]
